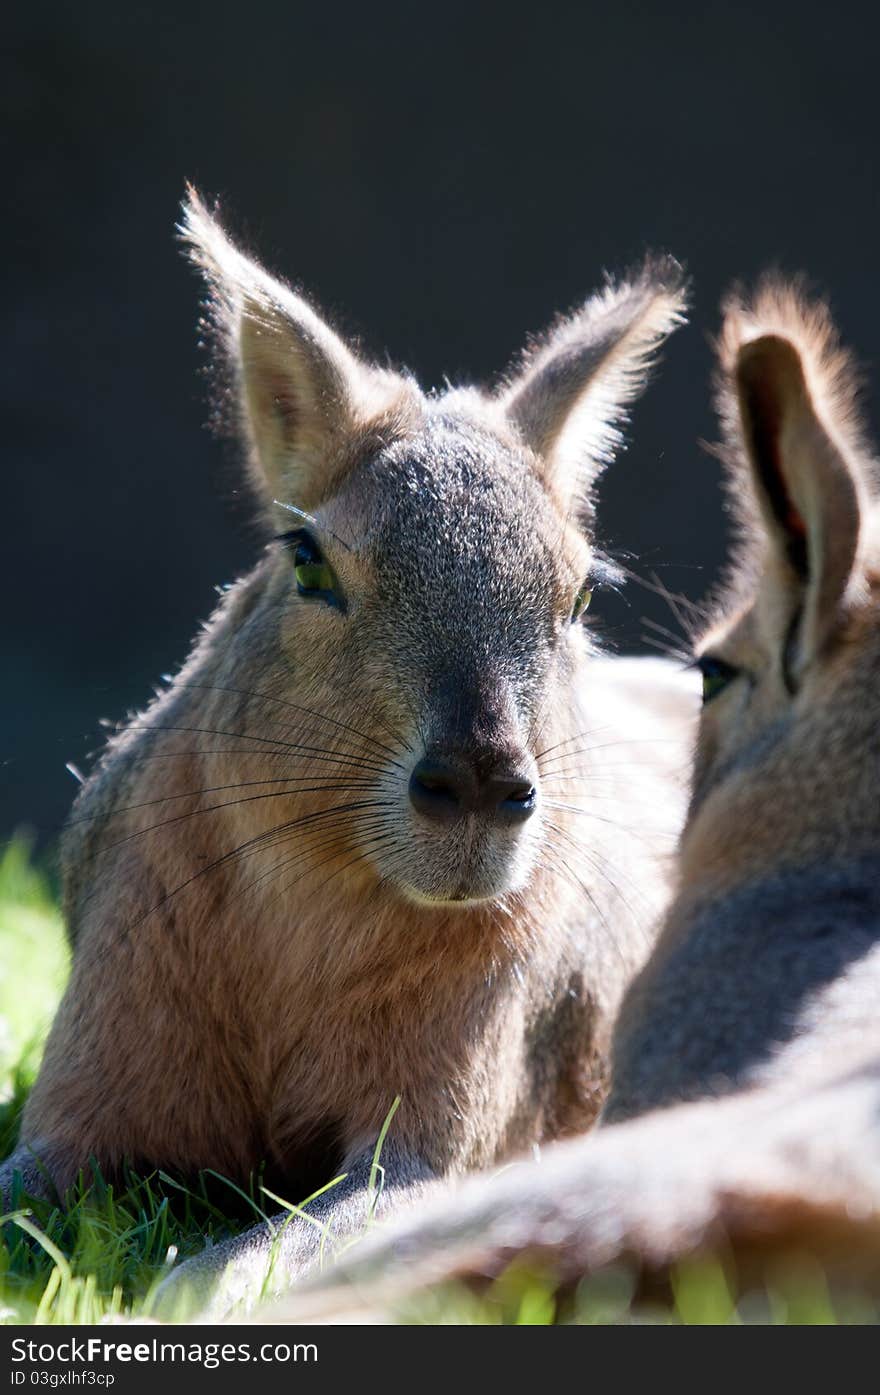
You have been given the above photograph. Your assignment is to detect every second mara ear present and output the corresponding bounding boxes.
[719,282,875,678]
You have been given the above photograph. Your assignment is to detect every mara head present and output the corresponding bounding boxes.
[680,280,880,893]
[174,191,686,914]
[606,281,880,1122]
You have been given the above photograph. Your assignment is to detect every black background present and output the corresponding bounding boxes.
[4,0,879,849]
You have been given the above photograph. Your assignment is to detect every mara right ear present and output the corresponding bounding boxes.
[725,292,869,679]
[498,256,687,526]
[179,189,415,515]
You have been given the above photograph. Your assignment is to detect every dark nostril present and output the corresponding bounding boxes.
[409,760,468,822]
[489,776,537,824]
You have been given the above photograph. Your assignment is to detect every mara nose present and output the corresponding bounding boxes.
[409,758,536,825]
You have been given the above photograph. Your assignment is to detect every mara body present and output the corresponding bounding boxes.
[2,193,696,1301]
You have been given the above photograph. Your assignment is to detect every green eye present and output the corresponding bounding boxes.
[295,552,335,592]
[281,530,343,609]
[697,655,738,704]
[571,584,593,623]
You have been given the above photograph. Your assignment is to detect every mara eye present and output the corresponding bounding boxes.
[697,654,739,704]
[279,530,343,609]
[570,583,593,624]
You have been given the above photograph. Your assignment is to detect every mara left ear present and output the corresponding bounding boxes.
[179,188,417,518]
[497,256,687,525]
[731,313,868,680]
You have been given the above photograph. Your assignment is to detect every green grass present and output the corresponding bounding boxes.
[0,840,875,1325]
[0,842,417,1324]
[0,839,250,1323]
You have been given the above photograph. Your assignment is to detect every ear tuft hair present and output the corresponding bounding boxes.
[715,277,874,541]
[178,185,305,366]
[499,254,688,523]
[711,277,876,669]
[178,187,419,512]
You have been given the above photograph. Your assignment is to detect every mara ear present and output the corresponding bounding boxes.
[732,320,867,676]
[179,188,414,513]
[497,256,687,521]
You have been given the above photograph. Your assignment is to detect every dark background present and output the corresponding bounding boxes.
[4,0,879,850]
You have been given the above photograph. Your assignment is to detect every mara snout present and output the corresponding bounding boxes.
[404,736,539,904]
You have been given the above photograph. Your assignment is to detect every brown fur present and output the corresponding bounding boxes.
[281,279,880,1319]
[1,193,695,1309]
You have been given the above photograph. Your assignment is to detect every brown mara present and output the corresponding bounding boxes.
[288,280,880,1319]
[1,192,697,1303]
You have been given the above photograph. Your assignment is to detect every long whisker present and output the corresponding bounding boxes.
[580,847,655,948]
[545,818,657,935]
[613,561,708,633]
[539,828,628,968]
[121,749,391,767]
[640,632,692,664]
[543,797,679,841]
[163,805,378,878]
[542,763,685,780]
[547,819,650,926]
[539,777,683,812]
[260,831,400,913]
[229,819,397,908]
[305,843,396,898]
[642,615,691,648]
[92,783,397,855]
[121,799,397,933]
[118,724,395,777]
[533,728,598,762]
[68,775,392,828]
[538,736,685,772]
[171,684,410,767]
[643,567,700,640]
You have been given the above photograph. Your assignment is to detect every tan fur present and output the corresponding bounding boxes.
[2,195,695,1306]
[280,280,880,1319]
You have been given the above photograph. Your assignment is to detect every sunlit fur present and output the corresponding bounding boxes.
[3,197,695,1301]
[281,281,880,1315]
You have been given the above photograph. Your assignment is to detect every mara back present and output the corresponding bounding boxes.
[10,193,695,1206]
[289,279,880,1314]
